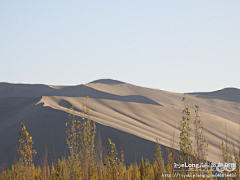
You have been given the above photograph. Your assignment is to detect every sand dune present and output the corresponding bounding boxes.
[0,79,239,167]
[189,87,240,103]
[38,96,239,163]
[86,79,240,124]
[0,82,160,105]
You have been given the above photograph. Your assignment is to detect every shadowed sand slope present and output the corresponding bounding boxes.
[86,81,240,124]
[188,87,240,103]
[0,97,161,166]
[89,79,126,85]
[38,96,239,163]
[0,83,160,105]
[0,79,239,167]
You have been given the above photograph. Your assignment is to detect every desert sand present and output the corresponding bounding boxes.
[0,79,239,166]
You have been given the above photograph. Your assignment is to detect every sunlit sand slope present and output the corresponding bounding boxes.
[0,79,239,167]
[39,96,239,163]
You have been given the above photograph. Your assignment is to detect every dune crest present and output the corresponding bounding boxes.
[0,79,239,166]
[38,95,239,163]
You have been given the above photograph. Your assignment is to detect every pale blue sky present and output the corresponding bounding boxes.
[1,1,239,93]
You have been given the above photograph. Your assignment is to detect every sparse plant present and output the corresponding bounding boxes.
[193,105,208,164]
[15,122,37,179]
[179,96,193,165]
[65,105,82,179]
[65,96,97,180]
[105,139,119,180]
[154,139,166,178]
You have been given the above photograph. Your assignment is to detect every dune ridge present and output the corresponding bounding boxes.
[0,79,239,166]
[38,96,239,163]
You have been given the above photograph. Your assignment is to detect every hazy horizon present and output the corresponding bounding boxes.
[1,78,239,94]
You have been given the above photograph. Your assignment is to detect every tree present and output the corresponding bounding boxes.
[179,96,193,165]
[16,123,37,179]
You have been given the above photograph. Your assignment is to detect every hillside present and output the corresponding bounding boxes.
[0,79,239,167]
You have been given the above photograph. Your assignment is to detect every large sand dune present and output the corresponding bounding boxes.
[0,79,239,167]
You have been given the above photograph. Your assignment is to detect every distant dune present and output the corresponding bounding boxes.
[189,87,240,103]
[0,79,239,167]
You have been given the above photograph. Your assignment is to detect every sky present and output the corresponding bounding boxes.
[0,0,240,93]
